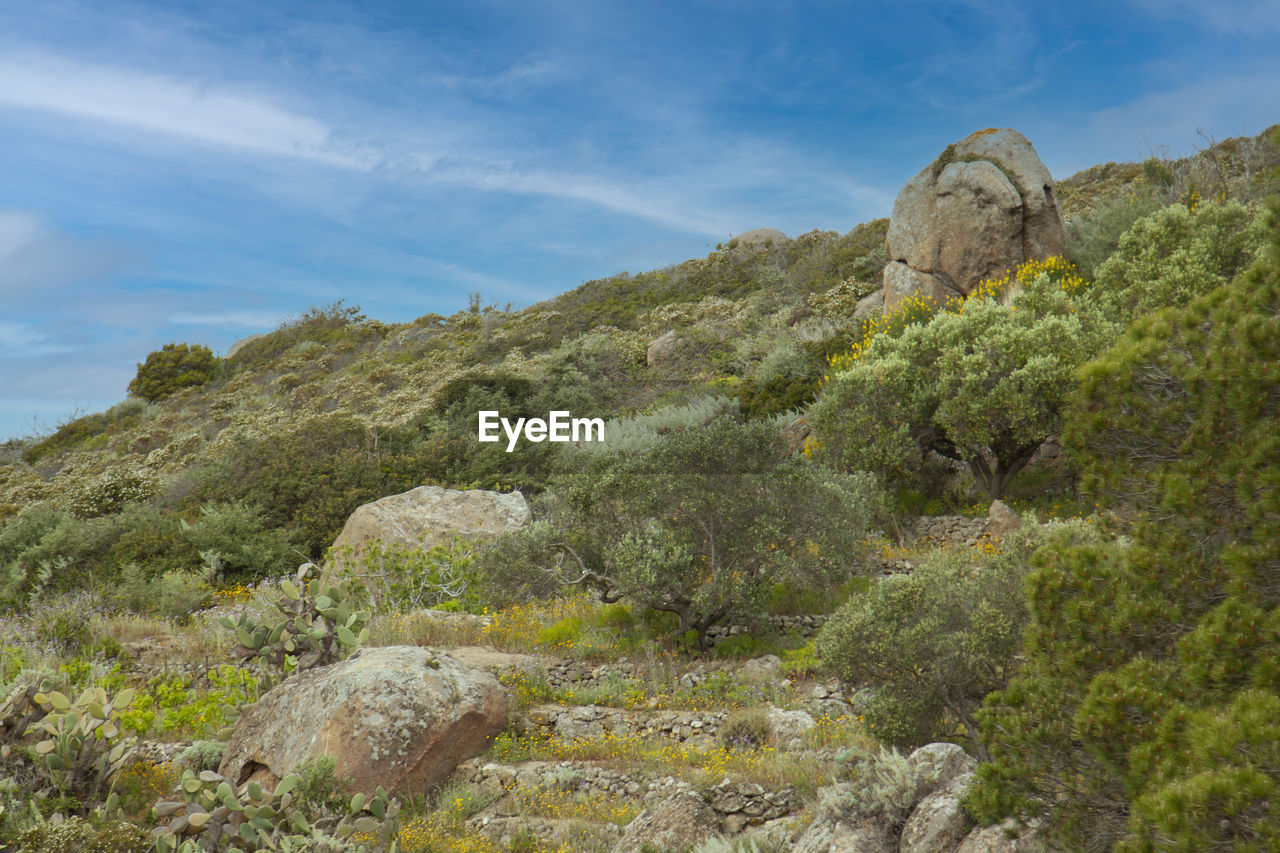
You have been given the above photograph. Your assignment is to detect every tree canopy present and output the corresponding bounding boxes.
[968,200,1280,851]
[492,413,883,648]
[127,342,221,402]
[809,258,1115,499]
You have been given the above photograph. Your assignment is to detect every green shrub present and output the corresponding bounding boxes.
[65,468,159,518]
[735,372,820,420]
[537,616,583,650]
[290,755,349,813]
[331,536,478,613]
[720,708,772,750]
[127,343,220,402]
[104,506,199,582]
[21,400,155,464]
[818,524,1096,753]
[179,740,227,772]
[1092,199,1264,323]
[495,413,883,648]
[152,570,212,621]
[809,258,1115,499]
[828,745,922,833]
[712,633,779,659]
[225,301,378,368]
[780,641,822,680]
[595,603,635,631]
[396,368,580,493]
[190,414,431,559]
[970,201,1280,849]
[182,502,298,581]
[1067,191,1163,280]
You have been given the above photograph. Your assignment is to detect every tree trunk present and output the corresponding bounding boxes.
[967,440,1042,499]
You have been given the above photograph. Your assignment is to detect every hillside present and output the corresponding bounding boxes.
[1,125,1279,853]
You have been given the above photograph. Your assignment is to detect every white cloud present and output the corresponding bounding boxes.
[429,160,740,236]
[0,210,43,260]
[1087,72,1280,159]
[0,209,139,296]
[0,44,884,243]
[168,310,287,328]
[0,321,71,356]
[0,51,375,168]
[0,51,745,235]
[1126,0,1280,34]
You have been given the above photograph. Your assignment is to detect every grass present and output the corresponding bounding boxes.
[485,720,871,799]
[396,780,623,853]
[367,610,486,648]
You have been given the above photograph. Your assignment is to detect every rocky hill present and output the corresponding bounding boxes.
[1,124,1279,853]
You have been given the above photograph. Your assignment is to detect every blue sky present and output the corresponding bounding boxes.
[1,0,1278,440]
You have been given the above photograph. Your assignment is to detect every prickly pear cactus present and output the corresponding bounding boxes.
[0,680,140,801]
[221,563,370,685]
[152,768,400,852]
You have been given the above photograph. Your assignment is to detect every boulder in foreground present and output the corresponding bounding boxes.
[219,645,508,797]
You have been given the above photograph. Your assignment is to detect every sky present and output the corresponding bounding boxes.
[1,0,1278,441]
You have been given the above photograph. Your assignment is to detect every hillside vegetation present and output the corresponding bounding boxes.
[1,126,1279,852]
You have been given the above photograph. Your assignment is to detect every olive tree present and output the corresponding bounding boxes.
[809,260,1116,499]
[495,413,883,648]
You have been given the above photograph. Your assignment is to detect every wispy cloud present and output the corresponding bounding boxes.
[0,321,71,356]
[902,0,1053,111]
[0,208,138,296]
[169,310,286,327]
[0,41,887,240]
[1087,72,1280,157]
[0,210,43,259]
[429,160,741,236]
[1125,0,1280,35]
[0,51,374,168]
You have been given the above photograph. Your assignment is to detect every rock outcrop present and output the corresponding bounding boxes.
[879,129,1066,310]
[900,773,976,853]
[954,820,1046,852]
[729,227,789,248]
[791,743,978,853]
[646,330,685,368]
[219,646,508,797]
[326,485,529,588]
[611,784,721,853]
[225,333,265,359]
[986,500,1022,539]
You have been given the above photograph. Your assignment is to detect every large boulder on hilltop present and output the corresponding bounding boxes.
[219,646,508,797]
[225,333,265,359]
[880,129,1066,310]
[326,485,529,585]
[729,227,789,248]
